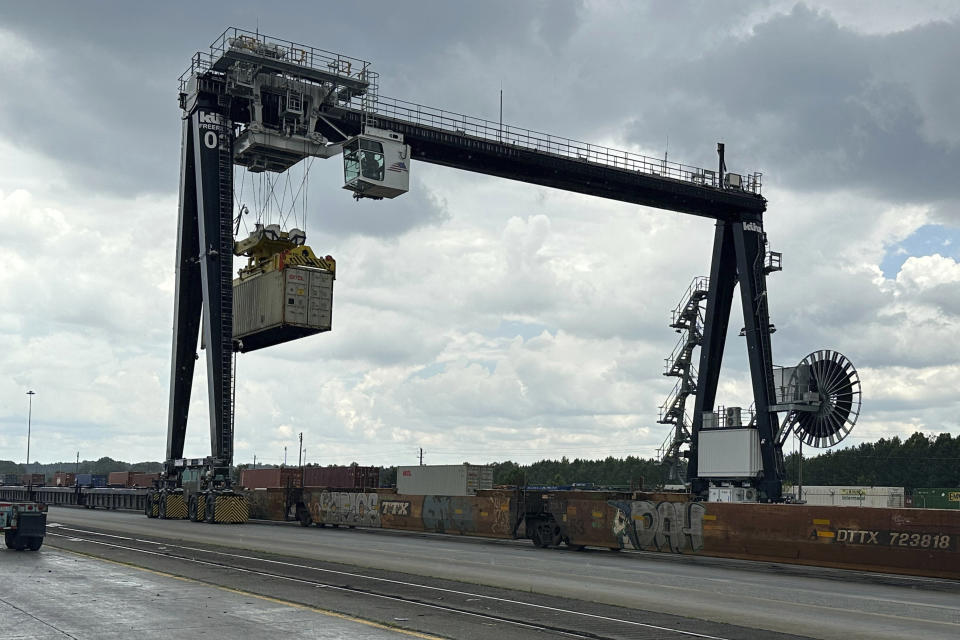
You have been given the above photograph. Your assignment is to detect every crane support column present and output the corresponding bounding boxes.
[733,217,783,499]
[688,221,738,494]
[166,84,234,473]
[688,217,784,500]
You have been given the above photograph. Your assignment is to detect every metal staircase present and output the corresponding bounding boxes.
[657,276,709,481]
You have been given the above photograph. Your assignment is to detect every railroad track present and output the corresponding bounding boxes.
[45,524,796,640]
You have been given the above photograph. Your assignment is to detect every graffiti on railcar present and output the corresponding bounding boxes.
[422,495,474,533]
[608,500,706,553]
[488,493,513,536]
[313,491,381,527]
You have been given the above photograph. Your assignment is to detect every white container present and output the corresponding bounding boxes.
[233,265,333,352]
[397,464,493,496]
[698,428,762,478]
[789,485,905,508]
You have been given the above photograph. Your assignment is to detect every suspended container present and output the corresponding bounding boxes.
[233,264,333,353]
[342,128,410,199]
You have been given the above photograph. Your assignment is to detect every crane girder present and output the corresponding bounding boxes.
[316,108,767,221]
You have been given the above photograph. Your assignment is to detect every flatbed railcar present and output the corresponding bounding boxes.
[3,484,958,579]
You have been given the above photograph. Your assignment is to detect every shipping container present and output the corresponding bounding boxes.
[788,485,905,508]
[240,467,303,490]
[53,472,76,487]
[913,488,960,510]
[303,465,380,489]
[21,473,45,486]
[75,473,107,488]
[397,464,493,496]
[233,265,333,353]
[107,471,135,488]
[131,472,160,488]
[1,473,19,485]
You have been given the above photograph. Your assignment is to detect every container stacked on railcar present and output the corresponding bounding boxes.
[240,467,303,490]
[303,465,380,489]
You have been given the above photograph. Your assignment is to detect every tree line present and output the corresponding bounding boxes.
[0,457,161,478]
[3,432,957,490]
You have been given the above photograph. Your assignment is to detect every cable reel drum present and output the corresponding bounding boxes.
[775,349,861,448]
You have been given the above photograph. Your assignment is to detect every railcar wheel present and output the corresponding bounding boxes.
[550,527,563,547]
[531,523,550,548]
[297,506,312,527]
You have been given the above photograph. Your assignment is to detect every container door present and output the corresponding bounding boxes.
[307,270,333,330]
[285,269,309,326]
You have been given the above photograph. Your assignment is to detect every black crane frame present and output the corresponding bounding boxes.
[168,32,784,498]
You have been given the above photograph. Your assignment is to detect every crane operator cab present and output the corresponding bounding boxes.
[342,128,411,199]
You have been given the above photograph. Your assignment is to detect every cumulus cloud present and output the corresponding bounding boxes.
[0,2,959,468]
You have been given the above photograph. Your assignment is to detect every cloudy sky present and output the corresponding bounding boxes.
[1,1,958,469]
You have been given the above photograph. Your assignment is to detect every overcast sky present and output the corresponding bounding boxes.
[1,1,959,469]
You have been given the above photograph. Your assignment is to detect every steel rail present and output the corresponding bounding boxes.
[47,525,733,640]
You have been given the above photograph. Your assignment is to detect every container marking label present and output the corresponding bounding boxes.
[812,518,830,525]
[702,515,717,521]
[380,500,410,516]
[827,528,956,551]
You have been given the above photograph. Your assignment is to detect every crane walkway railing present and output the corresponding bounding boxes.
[179,28,763,197]
[180,27,374,94]
[359,95,762,195]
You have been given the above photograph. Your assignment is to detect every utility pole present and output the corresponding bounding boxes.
[798,439,804,503]
[284,446,287,466]
[298,432,303,468]
[75,451,79,481]
[419,447,423,466]
[26,390,35,480]
[253,454,256,469]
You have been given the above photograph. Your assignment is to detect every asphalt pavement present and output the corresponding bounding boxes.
[39,506,960,639]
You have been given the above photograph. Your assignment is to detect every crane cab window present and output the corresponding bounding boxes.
[343,137,384,183]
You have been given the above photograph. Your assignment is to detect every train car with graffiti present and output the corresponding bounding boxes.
[3,483,958,579]
[248,486,960,580]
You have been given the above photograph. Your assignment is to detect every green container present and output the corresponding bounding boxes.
[913,488,960,510]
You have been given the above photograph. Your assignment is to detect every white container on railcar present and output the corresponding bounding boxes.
[397,464,493,496]
[788,485,905,508]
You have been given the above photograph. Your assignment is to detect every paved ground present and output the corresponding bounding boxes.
[0,547,437,639]
[39,507,960,639]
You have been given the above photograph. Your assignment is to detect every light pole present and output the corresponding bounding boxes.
[26,390,35,481]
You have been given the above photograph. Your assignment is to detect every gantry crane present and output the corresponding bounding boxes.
[156,28,859,518]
